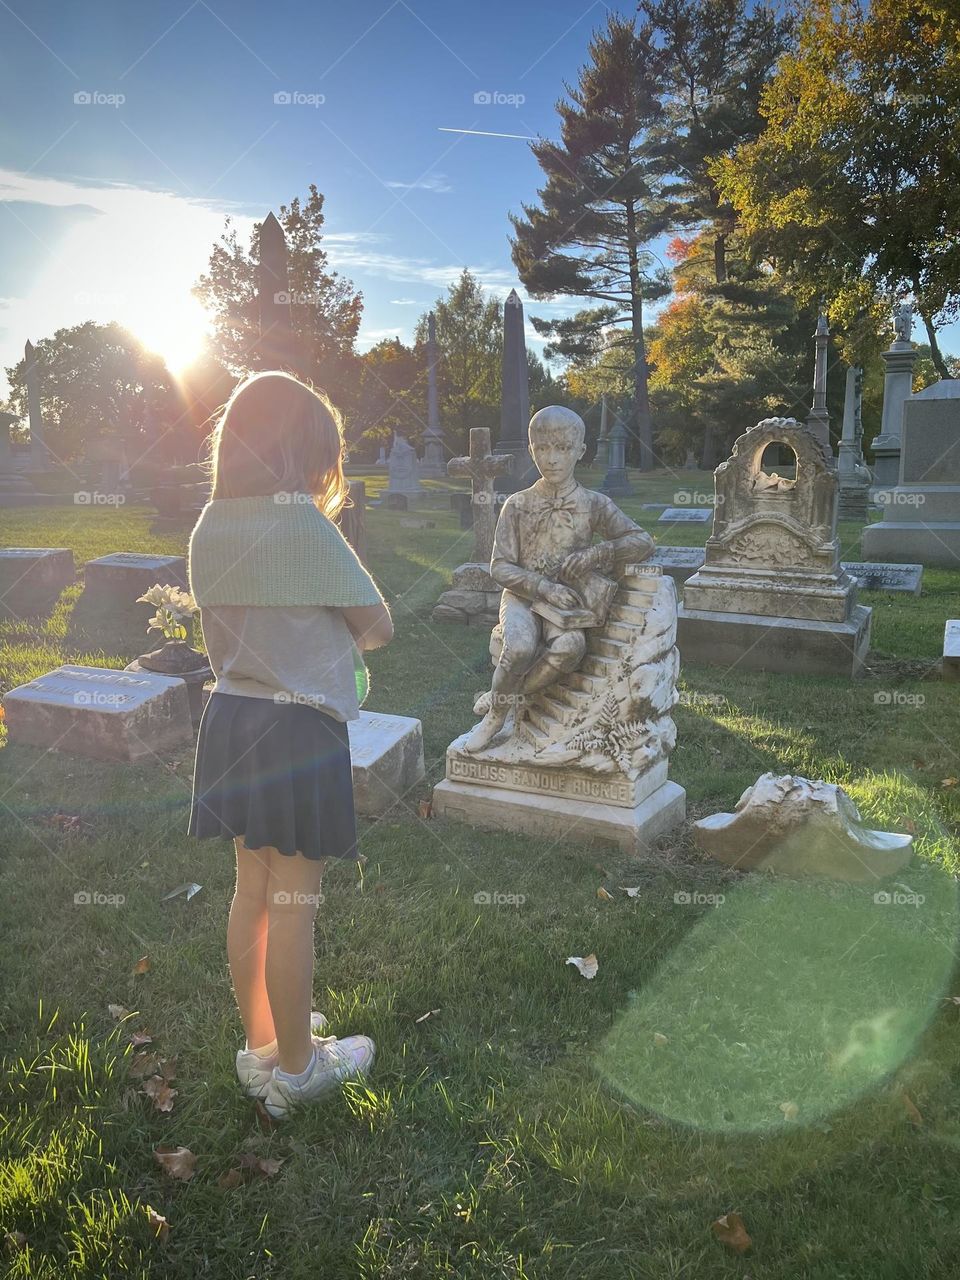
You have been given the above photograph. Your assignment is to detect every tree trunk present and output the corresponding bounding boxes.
[918,306,949,380]
[714,233,727,285]
[625,197,654,470]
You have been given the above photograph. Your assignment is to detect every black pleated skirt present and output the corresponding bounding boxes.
[187,692,358,861]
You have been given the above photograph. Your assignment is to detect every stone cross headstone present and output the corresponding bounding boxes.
[447,427,512,564]
[806,313,832,458]
[871,302,918,488]
[24,340,51,471]
[601,414,632,496]
[497,289,534,491]
[420,312,445,477]
[257,211,295,371]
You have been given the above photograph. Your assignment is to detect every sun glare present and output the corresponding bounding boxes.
[127,291,211,375]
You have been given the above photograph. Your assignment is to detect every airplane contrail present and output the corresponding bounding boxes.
[438,127,537,140]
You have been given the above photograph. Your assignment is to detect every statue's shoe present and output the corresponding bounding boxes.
[473,689,492,716]
[463,711,510,753]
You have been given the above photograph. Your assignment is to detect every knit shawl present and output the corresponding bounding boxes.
[187,493,383,608]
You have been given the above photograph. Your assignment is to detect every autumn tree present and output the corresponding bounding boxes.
[193,185,363,403]
[511,14,672,468]
[713,0,960,378]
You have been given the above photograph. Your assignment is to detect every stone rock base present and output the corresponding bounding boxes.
[862,520,960,569]
[432,563,501,627]
[348,710,425,815]
[431,776,686,855]
[677,604,872,677]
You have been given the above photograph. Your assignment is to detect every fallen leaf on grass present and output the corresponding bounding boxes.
[129,1052,161,1078]
[418,799,433,819]
[130,1030,154,1047]
[4,1231,27,1254]
[142,1076,178,1113]
[133,955,151,975]
[254,1099,279,1132]
[218,1152,285,1188]
[780,1101,799,1121]
[941,778,958,789]
[653,1032,669,1047]
[566,954,598,979]
[712,1212,752,1253]
[108,1004,130,1020]
[597,887,614,901]
[153,1146,196,1181]
[620,886,642,898]
[902,1093,923,1127]
[415,1009,440,1023]
[144,1207,170,1245]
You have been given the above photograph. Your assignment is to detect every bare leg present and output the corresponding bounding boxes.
[265,850,328,1074]
[227,837,275,1051]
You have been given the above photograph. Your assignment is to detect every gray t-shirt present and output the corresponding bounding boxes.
[199,604,363,722]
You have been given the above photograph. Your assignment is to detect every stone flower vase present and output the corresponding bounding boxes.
[124,639,212,732]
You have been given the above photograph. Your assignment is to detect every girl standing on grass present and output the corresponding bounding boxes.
[185,371,393,1120]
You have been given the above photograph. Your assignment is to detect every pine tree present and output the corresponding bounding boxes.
[510,15,672,469]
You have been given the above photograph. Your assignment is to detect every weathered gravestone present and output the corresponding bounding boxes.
[678,417,872,676]
[347,710,426,815]
[840,561,922,596]
[497,290,535,492]
[650,545,706,583]
[84,552,187,600]
[0,548,74,600]
[944,620,960,683]
[658,507,713,523]
[0,413,36,504]
[385,432,422,499]
[432,406,685,853]
[3,664,191,763]
[838,365,871,520]
[432,427,512,627]
[862,378,960,568]
[870,303,919,490]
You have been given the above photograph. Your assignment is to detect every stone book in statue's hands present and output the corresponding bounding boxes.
[531,568,618,630]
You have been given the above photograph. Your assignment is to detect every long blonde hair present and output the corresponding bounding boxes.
[203,371,350,520]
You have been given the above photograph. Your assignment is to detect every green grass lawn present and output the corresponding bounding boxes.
[1,470,960,1279]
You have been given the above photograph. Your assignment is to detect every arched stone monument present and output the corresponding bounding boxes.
[678,417,871,676]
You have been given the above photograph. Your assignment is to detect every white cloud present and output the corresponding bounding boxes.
[384,174,452,194]
[357,325,406,350]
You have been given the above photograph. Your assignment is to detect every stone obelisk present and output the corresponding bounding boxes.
[806,313,833,459]
[257,211,295,372]
[837,365,869,521]
[593,394,611,468]
[871,303,918,490]
[497,289,534,492]
[420,312,445,477]
[24,341,51,470]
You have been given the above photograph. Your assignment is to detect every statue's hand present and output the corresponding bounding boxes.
[540,581,580,610]
[559,546,600,578]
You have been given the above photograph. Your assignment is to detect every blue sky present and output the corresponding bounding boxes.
[0,0,954,397]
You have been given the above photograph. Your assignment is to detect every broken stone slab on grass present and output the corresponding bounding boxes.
[348,710,425,816]
[944,620,960,683]
[693,772,913,883]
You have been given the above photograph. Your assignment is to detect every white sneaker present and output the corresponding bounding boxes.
[235,1011,328,1100]
[262,1034,376,1118]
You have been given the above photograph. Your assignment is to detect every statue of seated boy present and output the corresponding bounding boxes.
[464,405,655,753]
